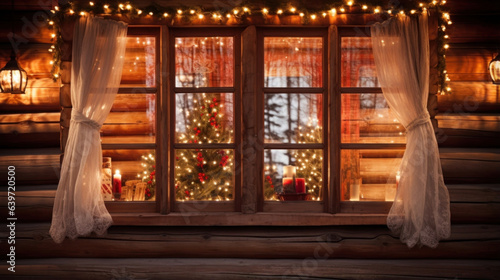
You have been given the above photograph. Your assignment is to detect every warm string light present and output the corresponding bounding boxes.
[47,0,452,94]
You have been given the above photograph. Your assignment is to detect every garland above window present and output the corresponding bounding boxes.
[47,0,452,94]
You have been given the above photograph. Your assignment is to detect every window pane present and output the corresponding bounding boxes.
[264,149,323,201]
[102,93,156,144]
[264,37,323,88]
[102,149,156,202]
[175,93,234,144]
[341,37,379,87]
[264,93,322,143]
[121,37,156,87]
[175,149,234,201]
[341,149,403,201]
[341,94,405,144]
[175,37,233,87]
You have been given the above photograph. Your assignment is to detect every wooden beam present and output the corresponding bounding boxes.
[241,25,258,214]
[1,258,498,279]
[2,223,500,260]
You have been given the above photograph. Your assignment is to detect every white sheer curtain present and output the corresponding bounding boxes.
[50,16,127,243]
[371,13,450,248]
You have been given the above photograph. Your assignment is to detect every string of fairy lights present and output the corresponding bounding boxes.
[46,0,452,94]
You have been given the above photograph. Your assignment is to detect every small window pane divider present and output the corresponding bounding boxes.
[174,87,235,93]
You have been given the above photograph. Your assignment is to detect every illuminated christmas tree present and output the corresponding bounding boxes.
[138,153,156,201]
[293,124,323,200]
[174,93,234,201]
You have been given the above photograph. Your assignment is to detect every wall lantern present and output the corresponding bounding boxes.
[489,53,500,85]
[0,51,28,94]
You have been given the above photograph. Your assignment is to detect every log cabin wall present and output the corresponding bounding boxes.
[1,0,499,279]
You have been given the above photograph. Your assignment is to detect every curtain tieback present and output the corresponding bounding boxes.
[405,112,430,131]
[71,111,102,130]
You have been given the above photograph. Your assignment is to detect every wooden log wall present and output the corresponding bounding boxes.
[0,1,499,279]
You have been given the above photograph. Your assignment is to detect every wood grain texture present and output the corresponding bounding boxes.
[1,223,499,260]
[241,25,257,214]
[0,258,498,279]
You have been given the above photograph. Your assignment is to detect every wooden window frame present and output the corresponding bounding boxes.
[167,27,243,213]
[104,25,399,226]
[337,27,406,214]
[104,26,161,214]
[256,27,329,213]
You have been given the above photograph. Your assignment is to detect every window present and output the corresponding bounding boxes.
[97,25,409,223]
[169,28,242,212]
[258,28,327,213]
[101,27,159,212]
[338,28,405,212]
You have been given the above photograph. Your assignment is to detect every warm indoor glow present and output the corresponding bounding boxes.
[489,53,500,84]
[0,51,28,94]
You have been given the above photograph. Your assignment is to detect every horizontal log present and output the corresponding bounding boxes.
[0,87,60,113]
[0,112,59,123]
[436,114,500,132]
[448,184,500,203]
[111,93,156,111]
[0,46,53,75]
[437,128,500,148]
[437,82,500,113]
[5,183,498,208]
[0,111,59,148]
[101,135,156,145]
[448,0,500,14]
[440,148,500,184]
[0,1,55,10]
[1,198,497,225]
[1,223,499,260]
[448,14,500,44]
[0,258,498,280]
[0,12,53,44]
[0,148,60,186]
[446,52,491,75]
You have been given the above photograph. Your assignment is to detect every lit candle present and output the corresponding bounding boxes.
[282,165,296,193]
[350,178,361,201]
[283,165,296,178]
[113,170,122,200]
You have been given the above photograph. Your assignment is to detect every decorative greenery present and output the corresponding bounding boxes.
[47,0,452,93]
[138,153,156,200]
[293,125,323,200]
[174,94,234,201]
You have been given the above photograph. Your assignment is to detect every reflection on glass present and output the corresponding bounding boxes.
[264,37,323,88]
[264,93,322,143]
[341,149,403,201]
[341,94,405,143]
[341,37,379,87]
[102,149,156,202]
[102,93,156,144]
[175,37,234,87]
[175,149,234,201]
[175,93,234,144]
[264,149,323,201]
[121,37,156,87]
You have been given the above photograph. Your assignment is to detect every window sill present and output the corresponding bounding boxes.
[111,212,387,226]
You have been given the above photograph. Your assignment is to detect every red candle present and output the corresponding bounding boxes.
[295,178,305,193]
[113,170,122,200]
[282,178,294,192]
